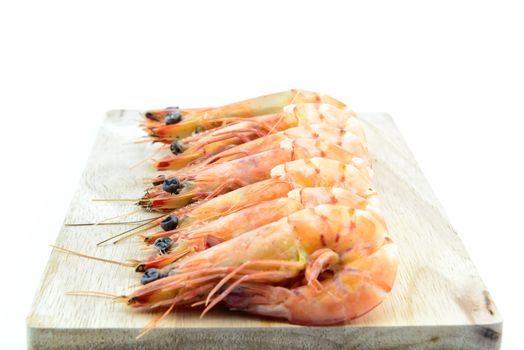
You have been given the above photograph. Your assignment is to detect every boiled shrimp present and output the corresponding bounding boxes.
[143,90,346,139]
[157,120,367,173]
[140,140,371,211]
[152,103,363,170]
[154,111,299,170]
[146,157,375,232]
[139,188,376,272]
[126,204,398,327]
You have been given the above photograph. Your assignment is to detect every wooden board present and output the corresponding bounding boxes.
[27,110,502,349]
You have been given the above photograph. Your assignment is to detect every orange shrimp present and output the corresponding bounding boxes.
[164,131,369,181]
[157,119,367,172]
[139,188,374,271]
[140,140,370,211]
[224,244,398,325]
[154,112,299,170]
[126,204,398,327]
[142,89,346,139]
[147,157,373,231]
[153,103,363,170]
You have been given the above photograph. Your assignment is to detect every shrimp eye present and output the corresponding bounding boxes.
[154,237,174,253]
[170,141,184,155]
[160,215,179,231]
[140,268,166,284]
[165,111,182,125]
[145,112,160,122]
[163,178,181,194]
[153,175,166,186]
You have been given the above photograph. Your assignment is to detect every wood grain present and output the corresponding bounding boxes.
[27,110,502,349]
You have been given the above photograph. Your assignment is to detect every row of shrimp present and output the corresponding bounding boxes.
[58,90,398,337]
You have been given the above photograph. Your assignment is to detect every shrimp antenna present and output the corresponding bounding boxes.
[136,303,176,340]
[264,111,287,138]
[132,133,165,144]
[129,147,164,170]
[50,245,138,268]
[65,291,127,302]
[133,138,156,144]
[65,217,158,227]
[98,208,143,223]
[290,89,300,105]
[65,208,155,227]
[110,222,162,245]
[92,198,141,202]
[96,214,166,246]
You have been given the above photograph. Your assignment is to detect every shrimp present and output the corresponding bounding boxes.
[157,120,367,172]
[139,188,374,272]
[142,90,346,139]
[153,103,364,170]
[154,111,299,170]
[146,157,374,230]
[139,157,375,264]
[140,140,371,211]
[224,244,398,325]
[165,130,369,181]
[126,204,398,327]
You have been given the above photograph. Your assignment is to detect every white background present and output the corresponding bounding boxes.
[1,1,522,348]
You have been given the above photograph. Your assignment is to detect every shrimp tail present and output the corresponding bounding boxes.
[224,242,399,326]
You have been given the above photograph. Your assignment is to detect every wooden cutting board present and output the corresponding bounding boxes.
[27,111,502,350]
